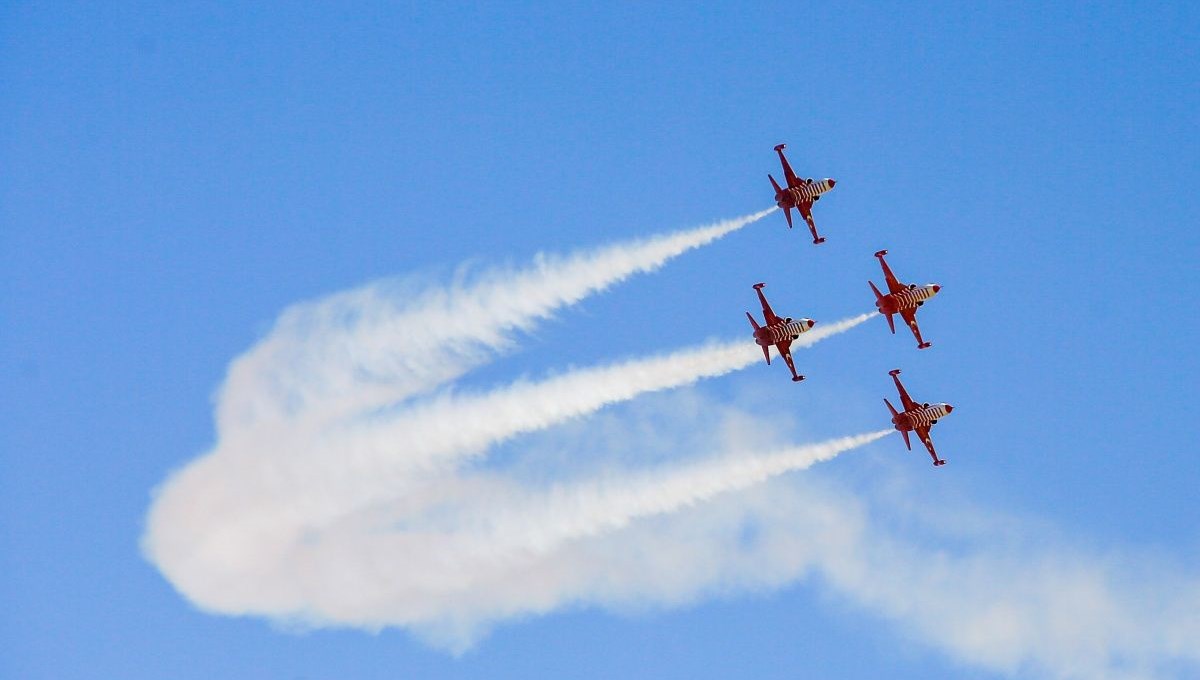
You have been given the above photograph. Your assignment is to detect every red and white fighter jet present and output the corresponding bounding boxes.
[869,249,941,349]
[746,283,817,382]
[885,369,954,467]
[768,143,837,244]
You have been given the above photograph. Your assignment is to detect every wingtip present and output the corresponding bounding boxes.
[874,249,888,258]
[753,282,766,290]
[889,369,902,376]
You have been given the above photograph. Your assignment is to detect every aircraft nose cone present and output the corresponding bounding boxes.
[827,178,837,188]
[932,284,941,293]
[807,319,816,329]
[944,404,954,413]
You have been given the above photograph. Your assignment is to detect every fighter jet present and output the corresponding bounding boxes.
[885,369,954,467]
[746,282,817,382]
[869,249,941,349]
[768,143,837,244]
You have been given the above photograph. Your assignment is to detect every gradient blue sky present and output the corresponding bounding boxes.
[3,3,1198,679]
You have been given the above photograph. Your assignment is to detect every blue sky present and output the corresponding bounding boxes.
[3,3,1198,679]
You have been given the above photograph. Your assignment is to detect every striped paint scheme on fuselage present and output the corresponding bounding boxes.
[899,403,953,429]
[782,179,834,205]
[757,320,813,345]
[885,284,939,312]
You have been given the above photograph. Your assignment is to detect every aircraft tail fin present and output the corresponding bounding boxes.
[869,281,893,333]
[884,397,899,418]
[747,312,768,366]
[768,174,783,194]
[745,311,761,332]
[883,399,911,449]
[869,280,884,302]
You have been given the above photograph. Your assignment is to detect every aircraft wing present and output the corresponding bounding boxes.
[915,425,944,466]
[754,284,782,325]
[777,341,803,382]
[775,145,802,188]
[798,202,822,243]
[877,251,906,294]
[891,370,917,411]
[899,308,925,345]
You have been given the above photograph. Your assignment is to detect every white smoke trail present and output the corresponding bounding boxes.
[340,312,876,475]
[300,313,876,533]
[216,208,775,432]
[482,430,893,555]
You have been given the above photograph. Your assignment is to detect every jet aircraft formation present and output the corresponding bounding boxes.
[752,144,954,467]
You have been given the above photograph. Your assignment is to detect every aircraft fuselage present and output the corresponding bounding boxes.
[775,179,836,209]
[893,403,954,431]
[754,319,815,346]
[877,284,941,315]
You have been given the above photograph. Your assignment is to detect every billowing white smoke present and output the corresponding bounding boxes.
[141,200,1200,678]
[143,208,880,644]
[417,394,1200,676]
[142,318,874,627]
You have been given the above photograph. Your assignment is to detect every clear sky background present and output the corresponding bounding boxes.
[3,3,1198,679]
